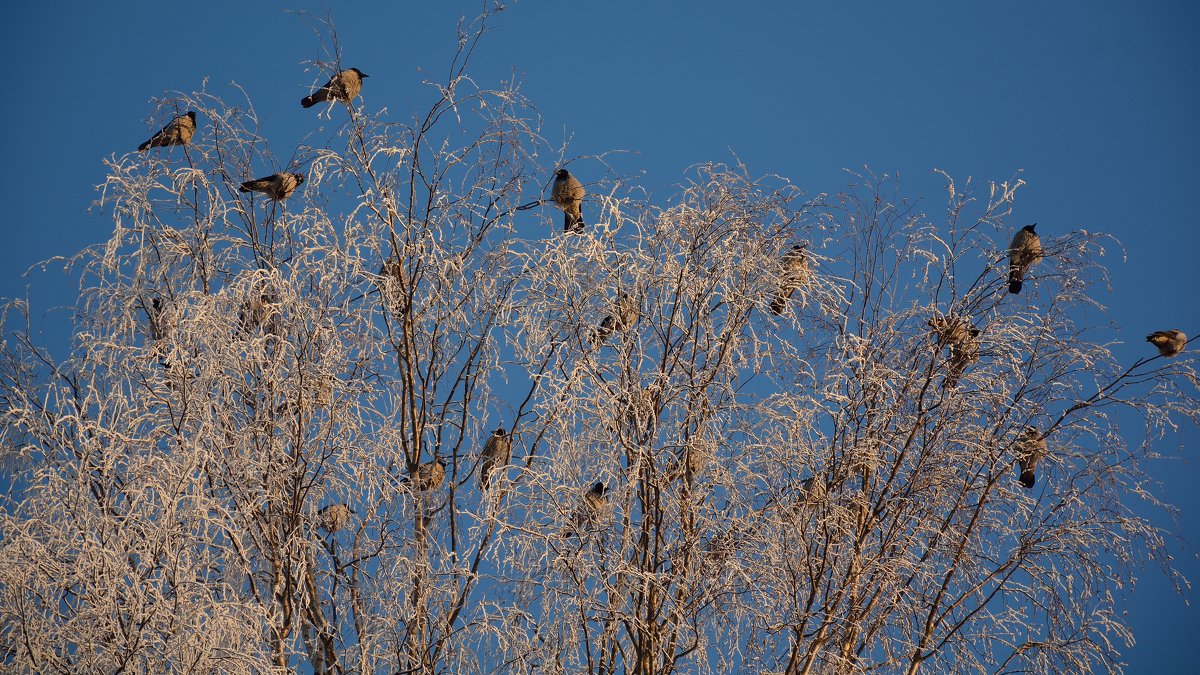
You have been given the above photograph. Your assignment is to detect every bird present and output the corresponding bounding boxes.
[138,111,196,151]
[769,243,811,315]
[1007,223,1042,294]
[478,427,513,490]
[552,169,586,232]
[591,292,639,344]
[943,329,981,389]
[146,297,166,341]
[929,315,981,389]
[409,457,447,492]
[1146,330,1187,358]
[620,385,659,444]
[1015,426,1047,489]
[239,173,305,201]
[301,68,369,108]
[567,482,608,536]
[317,503,354,533]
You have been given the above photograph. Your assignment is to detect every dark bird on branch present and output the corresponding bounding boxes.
[138,111,196,151]
[592,291,639,344]
[1007,223,1042,294]
[769,243,811,315]
[552,169,586,232]
[1146,329,1187,357]
[301,68,369,108]
[567,482,608,537]
[239,173,305,201]
[478,427,513,490]
[1015,426,1047,489]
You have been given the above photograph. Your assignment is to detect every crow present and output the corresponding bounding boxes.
[301,68,369,108]
[1008,223,1042,294]
[552,169,586,232]
[1146,329,1187,357]
[138,111,196,151]
[769,243,810,314]
[239,172,305,201]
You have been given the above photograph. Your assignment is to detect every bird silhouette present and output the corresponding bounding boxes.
[552,169,586,232]
[409,457,447,492]
[301,68,369,108]
[769,243,810,314]
[567,482,608,536]
[1146,329,1187,357]
[592,291,639,344]
[317,503,354,533]
[1007,224,1042,294]
[138,111,196,151]
[239,173,305,201]
[1015,427,1047,489]
[478,427,513,490]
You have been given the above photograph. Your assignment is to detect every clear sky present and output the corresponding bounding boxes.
[1,1,1196,670]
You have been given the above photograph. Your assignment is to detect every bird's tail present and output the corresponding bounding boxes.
[1008,272,1023,294]
[301,95,317,109]
[1019,470,1036,489]
[769,289,792,315]
[239,180,267,194]
[137,140,151,152]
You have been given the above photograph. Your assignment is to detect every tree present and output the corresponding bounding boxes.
[0,10,1196,674]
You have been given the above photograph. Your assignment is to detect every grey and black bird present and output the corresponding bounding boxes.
[1146,329,1187,358]
[239,173,305,201]
[1007,223,1042,294]
[1015,426,1047,489]
[301,68,369,108]
[478,427,513,490]
[410,457,447,492]
[567,482,608,536]
[317,503,354,533]
[929,315,981,389]
[769,243,811,315]
[552,169,586,232]
[592,291,639,344]
[138,111,196,151]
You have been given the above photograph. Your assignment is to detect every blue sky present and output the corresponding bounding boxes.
[1,1,1196,670]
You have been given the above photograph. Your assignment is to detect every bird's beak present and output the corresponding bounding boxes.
[361,73,370,78]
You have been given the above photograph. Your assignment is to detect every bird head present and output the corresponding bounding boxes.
[555,169,570,178]
[1025,223,1038,233]
[494,427,506,437]
[792,243,807,252]
[350,68,369,78]
[151,297,162,312]
[591,482,606,496]
[295,173,306,185]
[186,111,197,122]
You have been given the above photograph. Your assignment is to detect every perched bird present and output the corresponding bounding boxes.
[1015,426,1047,489]
[930,315,981,389]
[138,111,196,151]
[552,169,586,232]
[1146,329,1187,358]
[317,503,354,533]
[943,330,981,389]
[592,291,639,344]
[478,427,513,490]
[146,297,166,341]
[410,457,447,492]
[568,482,608,536]
[1007,223,1042,294]
[928,313,975,347]
[239,172,305,201]
[301,68,369,108]
[769,244,811,315]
